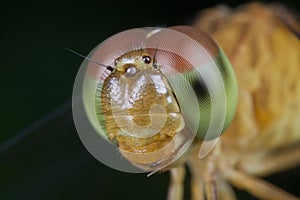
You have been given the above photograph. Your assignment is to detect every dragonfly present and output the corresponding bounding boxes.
[71,2,300,200]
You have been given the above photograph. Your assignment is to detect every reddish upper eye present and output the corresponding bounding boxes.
[142,55,151,64]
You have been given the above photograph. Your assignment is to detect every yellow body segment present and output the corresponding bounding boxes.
[165,3,300,200]
[196,3,300,151]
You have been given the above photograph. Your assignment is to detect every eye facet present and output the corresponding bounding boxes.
[142,55,151,64]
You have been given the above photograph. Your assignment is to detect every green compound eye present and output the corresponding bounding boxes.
[72,26,238,173]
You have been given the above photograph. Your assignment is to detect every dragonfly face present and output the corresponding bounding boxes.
[97,49,187,167]
[72,26,238,173]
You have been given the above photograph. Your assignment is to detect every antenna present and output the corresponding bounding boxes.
[65,48,114,72]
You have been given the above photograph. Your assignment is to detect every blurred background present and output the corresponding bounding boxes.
[1,0,300,199]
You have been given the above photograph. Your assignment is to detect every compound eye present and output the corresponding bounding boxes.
[142,55,151,64]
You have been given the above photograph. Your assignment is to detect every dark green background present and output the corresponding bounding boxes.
[1,0,300,199]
